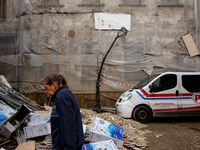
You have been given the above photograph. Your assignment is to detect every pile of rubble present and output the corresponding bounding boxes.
[81,108,149,149]
[0,75,39,111]
[1,108,149,150]
[0,75,150,150]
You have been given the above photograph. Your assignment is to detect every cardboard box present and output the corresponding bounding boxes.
[26,113,51,127]
[82,124,89,135]
[0,104,31,139]
[89,117,124,148]
[23,122,51,139]
[82,140,118,150]
[15,141,35,150]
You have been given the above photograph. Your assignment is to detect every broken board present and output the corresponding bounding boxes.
[182,33,200,57]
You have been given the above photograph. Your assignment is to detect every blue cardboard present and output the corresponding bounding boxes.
[82,140,118,150]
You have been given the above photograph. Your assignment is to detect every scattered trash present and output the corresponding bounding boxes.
[0,76,148,150]
[0,75,38,111]
[155,133,163,138]
[83,124,89,135]
[15,141,35,150]
[89,117,124,148]
[0,104,31,139]
[0,107,148,150]
[81,108,148,149]
[0,101,16,123]
[26,113,51,127]
[82,140,118,150]
[34,105,52,114]
[24,122,51,139]
[36,135,52,149]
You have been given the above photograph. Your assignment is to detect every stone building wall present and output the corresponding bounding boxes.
[0,0,19,87]
[0,0,199,106]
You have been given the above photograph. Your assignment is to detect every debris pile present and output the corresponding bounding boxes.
[0,75,39,111]
[82,140,118,150]
[0,75,149,149]
[81,108,148,149]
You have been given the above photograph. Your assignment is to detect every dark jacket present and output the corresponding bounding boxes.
[50,86,85,150]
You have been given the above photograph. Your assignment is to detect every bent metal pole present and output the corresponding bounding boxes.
[94,27,128,113]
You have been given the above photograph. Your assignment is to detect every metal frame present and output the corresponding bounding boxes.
[93,27,128,113]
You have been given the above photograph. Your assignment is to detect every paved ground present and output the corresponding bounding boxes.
[143,116,200,150]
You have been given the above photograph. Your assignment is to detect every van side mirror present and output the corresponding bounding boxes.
[149,83,157,93]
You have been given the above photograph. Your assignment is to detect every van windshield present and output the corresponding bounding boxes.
[133,74,160,89]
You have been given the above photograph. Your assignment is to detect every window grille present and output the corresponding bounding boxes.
[0,0,6,22]
[123,0,141,5]
[161,0,179,5]
[82,0,100,4]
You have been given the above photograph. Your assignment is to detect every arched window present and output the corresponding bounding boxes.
[0,0,6,22]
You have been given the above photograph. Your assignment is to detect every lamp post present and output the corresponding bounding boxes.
[93,27,128,113]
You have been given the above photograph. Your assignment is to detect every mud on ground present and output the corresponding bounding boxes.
[143,116,200,150]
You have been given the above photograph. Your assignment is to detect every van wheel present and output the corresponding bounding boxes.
[133,106,152,123]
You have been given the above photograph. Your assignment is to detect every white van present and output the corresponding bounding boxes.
[115,72,200,123]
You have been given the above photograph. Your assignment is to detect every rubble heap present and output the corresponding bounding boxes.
[0,75,39,111]
[0,76,150,149]
[81,108,149,149]
[0,107,149,150]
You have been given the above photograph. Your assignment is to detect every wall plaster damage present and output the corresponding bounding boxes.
[0,0,200,105]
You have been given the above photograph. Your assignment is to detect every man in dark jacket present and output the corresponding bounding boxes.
[43,74,85,150]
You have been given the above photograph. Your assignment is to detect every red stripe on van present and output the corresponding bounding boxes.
[154,106,200,112]
[181,93,193,96]
[181,106,200,111]
[140,88,193,98]
[154,108,178,112]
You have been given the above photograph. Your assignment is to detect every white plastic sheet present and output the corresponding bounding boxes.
[1,1,200,95]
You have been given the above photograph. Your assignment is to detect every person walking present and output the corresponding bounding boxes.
[43,74,85,150]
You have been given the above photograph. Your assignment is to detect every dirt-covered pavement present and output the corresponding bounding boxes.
[143,116,200,150]
[81,108,200,150]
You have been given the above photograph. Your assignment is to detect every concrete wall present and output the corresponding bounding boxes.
[0,0,19,89]
[195,0,200,51]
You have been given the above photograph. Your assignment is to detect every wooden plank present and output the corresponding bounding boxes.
[15,141,35,150]
[0,139,12,147]
[34,106,52,114]
[44,106,52,113]
[182,33,200,57]
[34,110,49,114]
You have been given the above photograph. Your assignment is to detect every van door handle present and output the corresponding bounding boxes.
[176,90,179,96]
